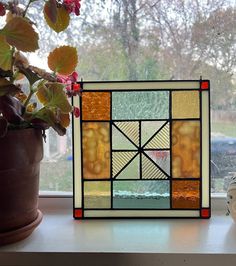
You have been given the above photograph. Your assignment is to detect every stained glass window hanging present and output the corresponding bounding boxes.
[73,80,210,219]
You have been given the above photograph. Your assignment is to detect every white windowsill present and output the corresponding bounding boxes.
[0,197,236,266]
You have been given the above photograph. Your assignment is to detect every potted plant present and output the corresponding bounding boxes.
[0,0,81,245]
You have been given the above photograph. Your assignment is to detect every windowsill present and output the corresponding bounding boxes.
[0,197,236,265]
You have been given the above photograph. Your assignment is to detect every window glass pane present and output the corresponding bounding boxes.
[1,0,234,194]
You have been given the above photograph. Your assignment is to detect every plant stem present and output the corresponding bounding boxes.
[23,0,33,17]
[24,89,34,108]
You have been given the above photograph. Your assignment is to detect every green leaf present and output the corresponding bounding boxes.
[0,36,12,71]
[48,46,78,75]
[44,0,57,24]
[36,82,72,113]
[34,107,66,136]
[0,78,20,96]
[0,17,39,52]
[44,5,70,33]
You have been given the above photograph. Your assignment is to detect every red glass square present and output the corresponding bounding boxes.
[73,83,80,92]
[201,81,209,90]
[201,208,210,218]
[74,209,83,218]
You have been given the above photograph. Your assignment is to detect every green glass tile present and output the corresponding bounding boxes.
[113,181,170,209]
[112,91,169,120]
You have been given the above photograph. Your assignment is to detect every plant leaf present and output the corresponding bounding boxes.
[0,36,12,71]
[59,113,70,127]
[0,17,39,52]
[46,83,72,113]
[36,82,72,113]
[36,82,49,105]
[0,78,20,96]
[34,107,66,136]
[48,46,78,75]
[44,5,70,33]
[44,0,57,24]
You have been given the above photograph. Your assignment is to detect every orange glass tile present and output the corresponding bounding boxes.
[172,121,200,178]
[82,92,110,120]
[82,122,110,179]
[172,180,200,209]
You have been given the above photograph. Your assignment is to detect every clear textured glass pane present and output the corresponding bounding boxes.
[145,151,170,176]
[112,91,169,120]
[113,180,170,209]
[115,155,140,179]
[84,181,111,208]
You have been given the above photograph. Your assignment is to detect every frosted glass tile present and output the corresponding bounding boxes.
[112,91,169,120]
[142,154,168,179]
[145,151,170,175]
[113,181,170,209]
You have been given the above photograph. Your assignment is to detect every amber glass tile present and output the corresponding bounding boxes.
[172,91,199,118]
[82,122,110,179]
[172,121,200,178]
[82,92,110,120]
[172,180,200,209]
[84,181,111,208]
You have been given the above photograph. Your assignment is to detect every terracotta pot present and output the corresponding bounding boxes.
[0,128,43,245]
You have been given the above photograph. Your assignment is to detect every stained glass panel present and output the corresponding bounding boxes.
[73,80,210,218]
